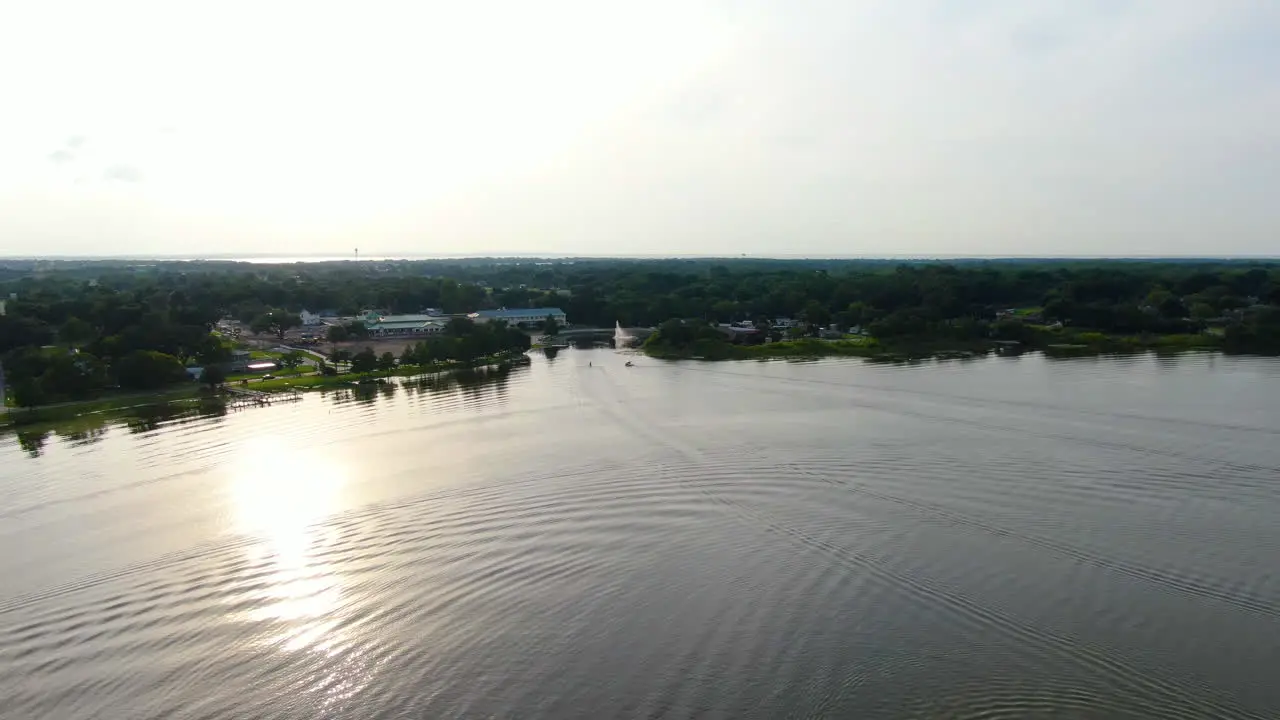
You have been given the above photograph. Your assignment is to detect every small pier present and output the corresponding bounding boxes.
[221,385,302,410]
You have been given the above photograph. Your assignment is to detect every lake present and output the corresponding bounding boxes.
[2,350,1279,719]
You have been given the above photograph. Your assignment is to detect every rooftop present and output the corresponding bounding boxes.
[372,314,441,324]
[373,319,447,330]
[473,307,565,318]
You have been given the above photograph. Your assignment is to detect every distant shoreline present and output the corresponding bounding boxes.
[4,254,1280,263]
[641,334,1226,363]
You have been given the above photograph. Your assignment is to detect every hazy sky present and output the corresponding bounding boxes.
[3,1,1278,258]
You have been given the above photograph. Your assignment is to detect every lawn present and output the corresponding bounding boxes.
[224,366,310,382]
[252,354,527,393]
[2,385,204,428]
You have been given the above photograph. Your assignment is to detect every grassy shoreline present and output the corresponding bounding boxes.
[642,331,1227,362]
[2,353,530,428]
[252,353,530,392]
[0,386,206,431]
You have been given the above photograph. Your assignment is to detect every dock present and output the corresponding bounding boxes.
[221,385,302,409]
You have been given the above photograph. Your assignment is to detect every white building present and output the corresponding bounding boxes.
[359,311,448,337]
[299,309,325,326]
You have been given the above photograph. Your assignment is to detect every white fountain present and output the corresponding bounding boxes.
[614,321,635,348]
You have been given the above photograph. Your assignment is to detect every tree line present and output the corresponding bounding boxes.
[556,260,1280,353]
[0,284,225,406]
[3,258,1280,406]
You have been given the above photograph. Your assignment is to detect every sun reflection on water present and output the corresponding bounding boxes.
[225,437,354,659]
[221,435,377,706]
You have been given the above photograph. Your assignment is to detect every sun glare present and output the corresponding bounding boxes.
[226,437,348,652]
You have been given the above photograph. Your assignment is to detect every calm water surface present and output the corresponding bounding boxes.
[2,350,1279,719]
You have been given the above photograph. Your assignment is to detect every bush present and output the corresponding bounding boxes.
[115,350,187,390]
[199,365,227,386]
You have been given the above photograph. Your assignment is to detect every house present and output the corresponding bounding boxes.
[359,311,448,337]
[469,307,568,327]
[717,324,763,344]
[226,350,252,372]
[300,309,340,325]
[996,308,1044,323]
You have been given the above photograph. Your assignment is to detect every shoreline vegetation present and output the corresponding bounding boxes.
[1,351,530,432]
[2,309,530,419]
[254,351,530,393]
[639,327,1224,362]
[3,257,1279,418]
[1,360,527,459]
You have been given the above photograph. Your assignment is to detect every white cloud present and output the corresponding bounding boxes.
[103,165,143,183]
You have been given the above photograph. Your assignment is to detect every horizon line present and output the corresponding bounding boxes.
[3,252,1280,262]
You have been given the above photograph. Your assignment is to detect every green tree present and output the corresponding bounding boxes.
[42,352,106,399]
[801,300,831,330]
[200,364,227,387]
[400,345,419,366]
[249,311,301,339]
[115,350,187,390]
[326,324,350,342]
[378,351,397,371]
[711,300,739,322]
[992,319,1035,344]
[281,350,304,369]
[195,336,232,365]
[844,302,876,328]
[11,378,47,408]
[350,347,378,374]
[447,317,477,336]
[0,315,54,354]
[59,316,95,346]
[330,349,352,372]
[542,315,560,336]
[3,347,106,402]
[1158,295,1187,319]
[1189,302,1217,322]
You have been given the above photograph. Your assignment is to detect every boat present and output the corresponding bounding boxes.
[624,361,633,367]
